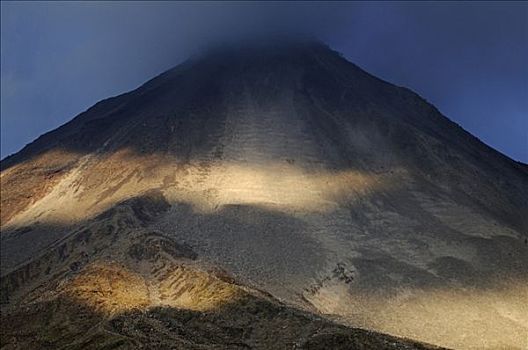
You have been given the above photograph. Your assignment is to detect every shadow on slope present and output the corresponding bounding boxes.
[0,191,441,350]
[0,263,442,350]
[1,189,527,350]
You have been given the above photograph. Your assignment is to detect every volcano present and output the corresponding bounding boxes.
[1,41,527,350]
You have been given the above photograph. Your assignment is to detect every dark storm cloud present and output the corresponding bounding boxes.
[1,2,527,161]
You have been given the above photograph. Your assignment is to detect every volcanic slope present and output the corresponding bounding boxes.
[1,42,527,350]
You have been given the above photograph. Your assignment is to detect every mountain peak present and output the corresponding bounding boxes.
[1,41,527,350]
[197,34,328,55]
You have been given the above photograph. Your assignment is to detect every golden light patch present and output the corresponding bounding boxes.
[176,162,388,214]
[62,261,244,316]
[156,265,243,312]
[63,262,150,315]
[4,148,395,227]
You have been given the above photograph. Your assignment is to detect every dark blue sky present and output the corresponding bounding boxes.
[1,2,527,162]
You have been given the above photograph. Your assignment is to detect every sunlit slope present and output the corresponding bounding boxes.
[1,42,527,349]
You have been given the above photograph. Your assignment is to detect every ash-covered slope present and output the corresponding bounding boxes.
[1,41,527,350]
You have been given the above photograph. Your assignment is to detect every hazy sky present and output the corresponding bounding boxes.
[1,1,527,162]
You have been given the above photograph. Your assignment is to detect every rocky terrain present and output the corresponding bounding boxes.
[1,191,440,350]
[1,41,527,349]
